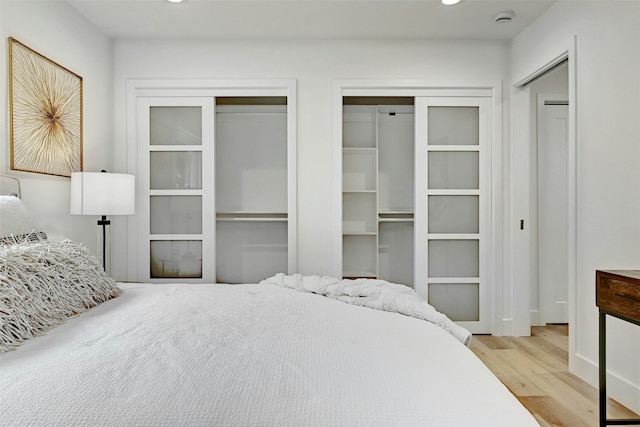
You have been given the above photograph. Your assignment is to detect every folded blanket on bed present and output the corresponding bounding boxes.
[260,273,472,346]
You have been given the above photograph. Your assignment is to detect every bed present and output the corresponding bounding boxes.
[0,187,539,427]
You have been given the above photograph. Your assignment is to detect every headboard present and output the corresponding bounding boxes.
[0,175,20,198]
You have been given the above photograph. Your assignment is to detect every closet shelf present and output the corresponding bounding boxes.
[149,234,204,240]
[343,147,377,153]
[217,212,288,222]
[149,189,203,196]
[427,189,480,196]
[343,231,377,236]
[343,271,377,280]
[378,218,414,223]
[427,145,480,152]
[149,145,203,152]
[378,210,414,223]
[427,233,480,240]
[426,277,480,284]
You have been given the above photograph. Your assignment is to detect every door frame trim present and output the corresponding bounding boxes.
[510,35,577,367]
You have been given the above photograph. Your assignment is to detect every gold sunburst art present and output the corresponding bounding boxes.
[9,37,83,177]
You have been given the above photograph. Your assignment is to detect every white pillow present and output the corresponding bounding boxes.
[0,195,39,237]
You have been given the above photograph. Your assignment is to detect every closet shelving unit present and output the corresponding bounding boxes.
[342,102,415,286]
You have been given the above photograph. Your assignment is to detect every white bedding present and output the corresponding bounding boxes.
[0,282,539,427]
[260,273,472,345]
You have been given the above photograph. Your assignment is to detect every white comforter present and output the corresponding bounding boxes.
[0,282,539,427]
[260,273,472,346]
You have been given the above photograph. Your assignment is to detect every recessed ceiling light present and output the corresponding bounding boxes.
[442,0,461,5]
[167,0,183,3]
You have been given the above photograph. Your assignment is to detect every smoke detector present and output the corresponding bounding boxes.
[494,11,514,24]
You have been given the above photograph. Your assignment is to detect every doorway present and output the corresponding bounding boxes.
[523,62,570,329]
[536,93,569,325]
[511,44,576,363]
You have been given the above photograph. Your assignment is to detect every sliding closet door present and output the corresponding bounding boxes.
[137,97,215,283]
[415,97,491,333]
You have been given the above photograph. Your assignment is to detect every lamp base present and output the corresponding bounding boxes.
[97,216,110,271]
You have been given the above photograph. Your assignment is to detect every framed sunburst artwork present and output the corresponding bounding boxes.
[9,37,83,177]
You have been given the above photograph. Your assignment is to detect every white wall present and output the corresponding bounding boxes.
[0,0,114,256]
[511,0,640,413]
[112,39,510,281]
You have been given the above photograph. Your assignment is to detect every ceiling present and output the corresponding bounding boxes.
[66,0,557,41]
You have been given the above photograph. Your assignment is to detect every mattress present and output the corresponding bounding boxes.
[0,282,539,426]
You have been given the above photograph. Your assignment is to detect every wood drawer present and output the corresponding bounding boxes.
[596,270,640,323]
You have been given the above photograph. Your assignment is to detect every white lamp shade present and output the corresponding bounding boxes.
[70,172,136,216]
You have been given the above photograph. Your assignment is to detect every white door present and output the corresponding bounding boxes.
[537,98,569,324]
[137,96,216,283]
[415,96,492,334]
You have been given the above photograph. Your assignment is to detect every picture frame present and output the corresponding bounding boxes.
[9,37,83,177]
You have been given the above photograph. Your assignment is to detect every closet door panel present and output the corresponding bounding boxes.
[138,97,215,283]
[415,96,491,333]
[427,195,479,234]
[149,152,203,190]
[428,283,479,322]
[428,240,479,278]
[150,196,202,234]
[150,240,203,279]
[428,152,479,190]
[150,106,202,145]
[427,106,479,145]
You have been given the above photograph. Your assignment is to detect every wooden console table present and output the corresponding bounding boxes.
[596,270,640,427]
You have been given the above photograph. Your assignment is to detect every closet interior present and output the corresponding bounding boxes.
[341,97,415,287]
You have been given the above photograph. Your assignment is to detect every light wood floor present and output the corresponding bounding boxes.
[470,325,638,427]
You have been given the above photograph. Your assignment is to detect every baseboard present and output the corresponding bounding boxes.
[490,318,512,336]
[530,309,541,326]
[573,352,640,415]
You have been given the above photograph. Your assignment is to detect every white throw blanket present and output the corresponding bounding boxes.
[260,273,472,346]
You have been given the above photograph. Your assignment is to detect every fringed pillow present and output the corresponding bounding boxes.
[0,240,121,353]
